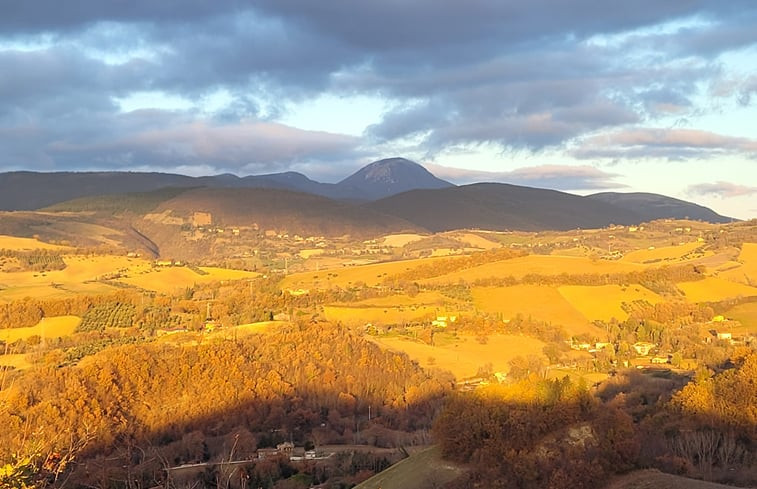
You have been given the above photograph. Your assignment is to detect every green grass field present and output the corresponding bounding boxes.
[354,445,464,489]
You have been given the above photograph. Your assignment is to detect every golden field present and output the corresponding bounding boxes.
[113,266,258,294]
[381,233,427,247]
[281,255,463,290]
[423,254,645,285]
[723,302,757,334]
[471,285,599,336]
[453,232,501,250]
[718,243,757,285]
[0,254,259,300]
[0,353,32,370]
[372,333,546,379]
[0,255,146,301]
[324,304,438,326]
[558,284,663,322]
[0,235,69,251]
[341,291,449,308]
[677,277,757,303]
[621,242,704,264]
[0,315,80,342]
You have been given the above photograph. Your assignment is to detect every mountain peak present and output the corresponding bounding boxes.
[338,157,453,200]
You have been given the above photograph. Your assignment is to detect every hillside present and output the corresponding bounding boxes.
[366,182,643,232]
[587,192,732,223]
[605,469,740,489]
[153,187,420,236]
[354,446,465,489]
[0,171,199,211]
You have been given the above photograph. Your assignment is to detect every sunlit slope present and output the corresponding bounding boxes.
[472,285,600,336]
[372,333,546,379]
[723,302,757,334]
[0,315,80,342]
[121,266,258,294]
[280,255,463,290]
[621,242,705,264]
[558,284,663,322]
[0,255,145,301]
[324,305,438,326]
[354,445,464,489]
[678,277,757,302]
[718,243,757,285]
[423,254,644,285]
[0,235,69,251]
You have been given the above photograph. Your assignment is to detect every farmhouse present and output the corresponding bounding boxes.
[633,342,656,356]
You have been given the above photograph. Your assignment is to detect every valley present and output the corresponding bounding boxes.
[0,162,755,489]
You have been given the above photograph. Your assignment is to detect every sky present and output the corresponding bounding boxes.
[1,2,756,219]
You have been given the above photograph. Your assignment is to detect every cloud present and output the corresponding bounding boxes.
[1,1,757,174]
[426,163,624,191]
[687,181,757,199]
[0,111,360,173]
[572,128,757,160]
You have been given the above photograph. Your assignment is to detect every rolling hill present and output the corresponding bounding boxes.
[152,187,420,236]
[587,192,732,223]
[5,159,732,237]
[365,182,643,232]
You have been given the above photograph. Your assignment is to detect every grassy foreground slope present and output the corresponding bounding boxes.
[605,469,738,489]
[354,446,464,489]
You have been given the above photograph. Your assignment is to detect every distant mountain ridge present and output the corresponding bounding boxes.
[0,158,733,234]
[0,157,453,210]
[337,157,453,200]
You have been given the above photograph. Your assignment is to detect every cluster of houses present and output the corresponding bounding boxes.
[256,442,322,461]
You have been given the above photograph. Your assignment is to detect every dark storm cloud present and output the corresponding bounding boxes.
[1,1,756,173]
